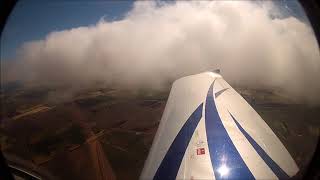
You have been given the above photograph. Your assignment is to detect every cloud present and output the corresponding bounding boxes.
[2,1,320,104]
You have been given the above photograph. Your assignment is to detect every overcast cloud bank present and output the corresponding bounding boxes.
[2,1,320,104]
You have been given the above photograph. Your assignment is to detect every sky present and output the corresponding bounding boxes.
[0,0,308,60]
[1,0,319,105]
[1,0,133,60]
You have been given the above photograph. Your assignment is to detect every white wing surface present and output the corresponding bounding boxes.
[140,72,298,180]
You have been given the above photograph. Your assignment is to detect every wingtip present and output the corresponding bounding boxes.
[212,69,221,74]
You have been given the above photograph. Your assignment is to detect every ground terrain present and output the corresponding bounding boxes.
[0,84,319,179]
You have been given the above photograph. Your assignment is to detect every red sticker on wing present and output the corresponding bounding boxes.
[196,148,205,155]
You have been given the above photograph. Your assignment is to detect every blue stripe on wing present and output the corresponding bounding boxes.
[154,103,203,180]
[229,112,290,179]
[205,80,254,180]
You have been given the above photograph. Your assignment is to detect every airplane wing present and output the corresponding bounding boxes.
[140,71,298,180]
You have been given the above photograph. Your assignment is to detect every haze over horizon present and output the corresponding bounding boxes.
[1,1,320,104]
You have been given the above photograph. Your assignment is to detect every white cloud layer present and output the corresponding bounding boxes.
[2,1,320,104]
